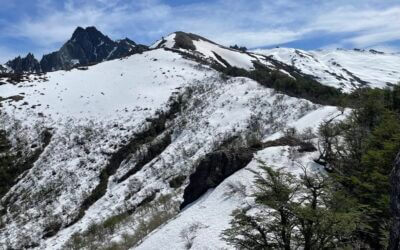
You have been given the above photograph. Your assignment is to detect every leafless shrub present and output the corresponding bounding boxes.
[180,222,205,249]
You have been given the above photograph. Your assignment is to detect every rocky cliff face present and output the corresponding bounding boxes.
[40,26,148,72]
[113,38,148,59]
[5,53,41,73]
[4,26,148,73]
[180,148,254,210]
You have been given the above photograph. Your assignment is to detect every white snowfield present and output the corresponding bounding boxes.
[0,35,389,250]
[0,49,208,121]
[191,39,256,70]
[254,48,400,92]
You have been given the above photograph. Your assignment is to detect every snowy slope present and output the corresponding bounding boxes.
[0,49,217,248]
[40,76,330,249]
[254,48,400,92]
[135,106,343,250]
[0,43,345,249]
[0,49,207,121]
[2,32,396,250]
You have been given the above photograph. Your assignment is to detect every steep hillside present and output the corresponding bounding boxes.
[0,31,397,249]
[0,41,343,249]
[136,107,343,250]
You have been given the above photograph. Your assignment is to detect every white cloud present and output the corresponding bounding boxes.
[346,30,400,48]
[310,6,400,47]
[1,0,172,47]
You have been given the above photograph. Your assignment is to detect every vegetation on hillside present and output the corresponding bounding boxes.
[221,63,345,106]
[222,163,362,249]
[317,85,400,248]
[0,121,52,201]
[222,84,400,249]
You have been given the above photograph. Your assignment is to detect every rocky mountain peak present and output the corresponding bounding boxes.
[118,37,137,46]
[4,26,148,73]
[152,31,215,51]
[70,26,113,46]
[39,26,149,72]
[71,26,85,36]
[5,53,41,73]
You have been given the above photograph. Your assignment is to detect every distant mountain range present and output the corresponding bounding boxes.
[2,27,400,93]
[2,26,148,73]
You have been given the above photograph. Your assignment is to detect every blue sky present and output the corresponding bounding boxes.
[1,0,400,63]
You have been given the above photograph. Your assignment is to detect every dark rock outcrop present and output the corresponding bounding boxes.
[113,38,148,59]
[5,53,41,73]
[4,26,148,73]
[40,26,148,72]
[180,149,253,210]
[156,31,218,51]
[179,135,317,210]
[390,152,400,250]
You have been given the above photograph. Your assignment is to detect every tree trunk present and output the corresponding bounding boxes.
[389,152,400,250]
[280,210,291,250]
[303,228,313,250]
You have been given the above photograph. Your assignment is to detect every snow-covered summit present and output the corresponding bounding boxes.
[151,31,259,70]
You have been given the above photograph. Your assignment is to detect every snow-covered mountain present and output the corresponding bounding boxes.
[40,27,148,72]
[151,32,259,70]
[254,47,400,92]
[0,30,396,249]
[152,32,400,93]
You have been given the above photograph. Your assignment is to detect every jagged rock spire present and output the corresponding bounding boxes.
[4,26,148,73]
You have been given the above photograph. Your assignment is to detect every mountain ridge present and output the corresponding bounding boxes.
[2,26,148,73]
[3,28,400,93]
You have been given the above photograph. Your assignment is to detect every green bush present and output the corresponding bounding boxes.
[64,194,178,249]
[317,85,400,248]
[222,163,362,249]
